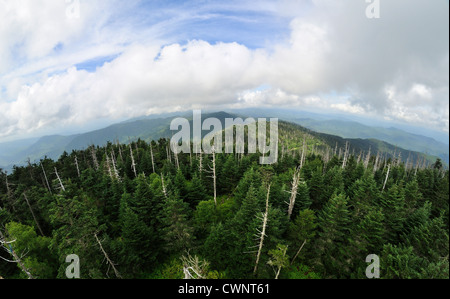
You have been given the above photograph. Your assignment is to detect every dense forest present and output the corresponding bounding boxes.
[0,122,448,279]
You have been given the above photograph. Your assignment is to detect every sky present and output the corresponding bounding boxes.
[0,0,448,143]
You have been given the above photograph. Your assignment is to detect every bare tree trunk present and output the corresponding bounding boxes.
[91,146,99,171]
[118,142,124,163]
[291,239,307,265]
[364,147,371,169]
[106,155,113,179]
[129,145,137,178]
[150,143,156,174]
[342,141,349,169]
[110,152,120,181]
[287,166,301,220]
[373,151,380,173]
[74,156,81,178]
[173,141,180,170]
[0,229,34,279]
[54,167,65,192]
[23,192,44,236]
[94,233,122,279]
[166,145,172,164]
[212,148,217,206]
[41,162,52,194]
[382,164,391,192]
[161,174,168,199]
[254,185,271,275]
[207,147,217,206]
[198,149,203,175]
[26,158,34,180]
[4,174,18,216]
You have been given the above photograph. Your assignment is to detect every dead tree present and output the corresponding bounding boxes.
[382,164,391,192]
[0,229,34,279]
[172,141,180,170]
[110,152,121,181]
[94,233,122,279]
[267,244,288,280]
[291,239,307,266]
[74,156,81,178]
[206,147,217,206]
[26,158,34,180]
[198,148,203,175]
[22,193,44,236]
[211,147,217,206]
[414,157,421,176]
[40,162,52,194]
[90,146,99,171]
[254,184,271,275]
[150,143,156,174]
[54,167,66,192]
[287,166,301,220]
[105,155,113,179]
[342,141,350,169]
[405,153,412,172]
[117,141,124,163]
[161,174,168,199]
[166,145,172,164]
[373,151,380,173]
[364,147,371,169]
[396,152,402,167]
[129,145,137,178]
[181,253,209,279]
[4,173,18,215]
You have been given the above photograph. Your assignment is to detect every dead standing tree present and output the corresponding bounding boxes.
[94,233,122,279]
[0,229,34,279]
[4,172,18,215]
[150,143,156,174]
[54,167,66,192]
[129,144,137,178]
[22,192,44,237]
[74,156,81,178]
[342,141,350,169]
[90,146,100,171]
[40,162,52,194]
[253,184,271,275]
[206,146,218,206]
[382,164,391,192]
[287,166,302,221]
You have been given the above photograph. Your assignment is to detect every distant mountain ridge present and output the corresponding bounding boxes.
[291,118,449,165]
[0,110,446,172]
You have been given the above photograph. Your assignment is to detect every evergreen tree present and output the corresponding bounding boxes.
[314,193,351,278]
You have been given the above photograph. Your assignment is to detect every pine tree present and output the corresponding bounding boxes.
[287,209,317,265]
[186,173,207,207]
[380,183,406,243]
[314,193,351,278]
[161,194,194,254]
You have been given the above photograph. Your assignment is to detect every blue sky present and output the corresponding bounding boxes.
[0,0,448,142]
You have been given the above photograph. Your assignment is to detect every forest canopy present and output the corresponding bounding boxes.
[0,126,448,279]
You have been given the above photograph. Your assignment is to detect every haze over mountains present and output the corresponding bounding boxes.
[0,109,447,173]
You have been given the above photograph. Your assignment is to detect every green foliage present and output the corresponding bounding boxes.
[286,264,321,279]
[0,132,448,279]
[6,222,57,279]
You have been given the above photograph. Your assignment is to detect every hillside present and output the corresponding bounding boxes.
[1,123,448,279]
[0,112,444,172]
[293,118,449,164]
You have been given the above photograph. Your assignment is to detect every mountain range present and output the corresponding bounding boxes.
[0,110,447,173]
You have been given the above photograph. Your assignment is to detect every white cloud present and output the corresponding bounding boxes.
[0,0,448,141]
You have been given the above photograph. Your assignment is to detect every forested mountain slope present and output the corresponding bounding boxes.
[0,112,442,172]
[1,121,448,279]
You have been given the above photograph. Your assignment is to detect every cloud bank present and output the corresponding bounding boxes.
[0,0,448,141]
